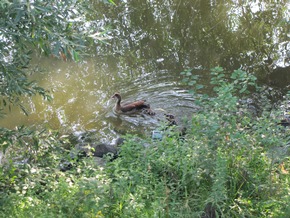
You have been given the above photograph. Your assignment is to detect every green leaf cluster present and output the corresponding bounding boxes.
[0,0,107,114]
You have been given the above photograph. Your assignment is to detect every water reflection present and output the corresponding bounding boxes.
[0,0,289,139]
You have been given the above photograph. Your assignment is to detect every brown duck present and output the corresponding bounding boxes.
[112,93,155,115]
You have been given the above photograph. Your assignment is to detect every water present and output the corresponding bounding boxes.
[0,56,197,140]
[0,0,289,141]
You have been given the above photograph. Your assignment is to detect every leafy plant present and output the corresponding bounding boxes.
[0,0,109,115]
[0,67,290,217]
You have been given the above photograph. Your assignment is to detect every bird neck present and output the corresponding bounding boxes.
[117,97,121,104]
[115,96,121,108]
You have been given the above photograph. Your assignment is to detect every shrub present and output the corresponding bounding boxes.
[100,67,290,217]
[1,67,289,217]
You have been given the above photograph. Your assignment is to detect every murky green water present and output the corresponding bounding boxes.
[0,0,289,140]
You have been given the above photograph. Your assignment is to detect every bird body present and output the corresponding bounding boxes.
[111,93,155,115]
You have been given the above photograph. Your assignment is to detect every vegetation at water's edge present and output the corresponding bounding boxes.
[1,67,290,218]
[1,1,290,217]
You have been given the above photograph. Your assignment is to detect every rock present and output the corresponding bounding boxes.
[74,142,116,158]
[59,160,73,172]
[91,143,118,158]
[73,137,125,159]
[61,137,125,171]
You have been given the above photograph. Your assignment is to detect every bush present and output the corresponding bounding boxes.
[100,67,290,217]
[0,67,290,217]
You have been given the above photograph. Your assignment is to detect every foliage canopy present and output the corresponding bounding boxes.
[0,0,106,113]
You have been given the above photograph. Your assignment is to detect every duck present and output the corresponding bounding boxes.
[164,113,177,126]
[112,93,155,115]
[164,113,187,137]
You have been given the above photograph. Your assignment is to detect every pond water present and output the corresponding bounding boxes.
[0,0,289,141]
